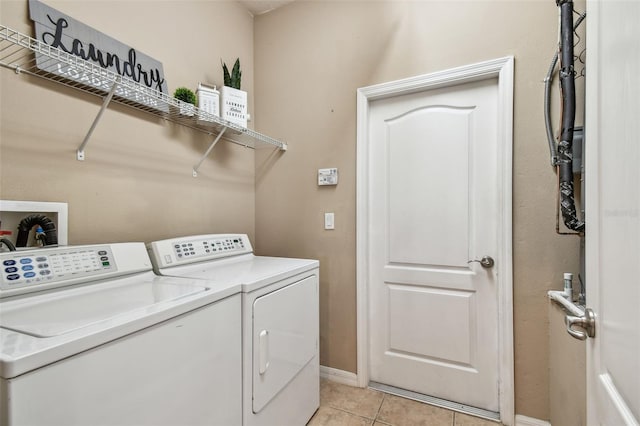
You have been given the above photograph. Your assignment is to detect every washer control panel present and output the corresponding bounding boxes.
[1,246,116,292]
[148,234,253,269]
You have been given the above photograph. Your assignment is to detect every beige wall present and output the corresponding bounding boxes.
[1,0,586,421]
[254,1,580,420]
[549,302,586,426]
[1,0,256,244]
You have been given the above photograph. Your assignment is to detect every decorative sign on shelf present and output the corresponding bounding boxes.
[28,0,169,112]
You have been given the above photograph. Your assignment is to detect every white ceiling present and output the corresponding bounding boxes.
[238,0,296,16]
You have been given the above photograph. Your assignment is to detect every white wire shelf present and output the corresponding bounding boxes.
[0,25,287,174]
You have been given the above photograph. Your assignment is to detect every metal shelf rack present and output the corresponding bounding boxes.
[0,25,287,177]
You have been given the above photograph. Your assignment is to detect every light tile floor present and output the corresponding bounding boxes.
[308,379,501,426]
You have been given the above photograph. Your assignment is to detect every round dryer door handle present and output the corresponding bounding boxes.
[259,330,270,375]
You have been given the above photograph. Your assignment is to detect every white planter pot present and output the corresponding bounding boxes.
[179,103,195,116]
[220,86,247,128]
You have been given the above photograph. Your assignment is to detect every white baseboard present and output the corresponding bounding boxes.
[319,365,359,387]
[515,415,551,426]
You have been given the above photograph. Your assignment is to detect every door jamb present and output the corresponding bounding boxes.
[355,56,515,425]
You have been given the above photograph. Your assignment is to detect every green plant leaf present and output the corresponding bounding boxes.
[222,58,242,89]
[222,59,232,87]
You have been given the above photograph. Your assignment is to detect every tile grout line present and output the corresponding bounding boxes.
[323,404,379,424]
[373,391,388,424]
[322,389,389,425]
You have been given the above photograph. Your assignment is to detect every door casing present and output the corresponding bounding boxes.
[356,56,514,425]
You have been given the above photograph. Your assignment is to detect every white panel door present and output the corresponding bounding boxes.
[585,1,640,424]
[368,78,500,411]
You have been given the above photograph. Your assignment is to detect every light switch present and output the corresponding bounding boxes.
[324,212,335,230]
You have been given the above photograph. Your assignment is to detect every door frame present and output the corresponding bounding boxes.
[355,56,515,424]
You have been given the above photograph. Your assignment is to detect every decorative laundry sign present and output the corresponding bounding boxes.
[28,0,168,112]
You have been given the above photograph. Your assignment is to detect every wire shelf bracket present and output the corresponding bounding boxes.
[77,81,119,161]
[193,127,227,177]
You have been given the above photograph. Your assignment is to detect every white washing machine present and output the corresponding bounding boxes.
[148,234,319,426]
[0,243,242,426]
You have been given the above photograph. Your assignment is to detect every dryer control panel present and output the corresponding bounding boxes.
[148,234,253,269]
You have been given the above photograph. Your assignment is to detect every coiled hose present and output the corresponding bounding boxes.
[16,214,58,247]
[0,238,16,251]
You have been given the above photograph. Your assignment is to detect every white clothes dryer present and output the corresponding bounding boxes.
[148,234,319,426]
[0,243,242,426]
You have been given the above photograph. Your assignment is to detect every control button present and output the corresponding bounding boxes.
[35,256,47,262]
[188,243,193,246]
[38,263,49,268]
[19,258,33,264]
[3,260,16,266]
[100,256,109,261]
[21,265,34,271]
[98,251,107,256]
[174,245,180,249]
[182,244,187,247]
[5,267,18,273]
[177,254,182,258]
[24,272,36,278]
[102,262,110,267]
[7,274,20,281]
[40,270,51,276]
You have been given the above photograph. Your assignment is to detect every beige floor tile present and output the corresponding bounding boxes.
[454,412,502,426]
[307,406,374,426]
[377,394,454,426]
[320,379,385,419]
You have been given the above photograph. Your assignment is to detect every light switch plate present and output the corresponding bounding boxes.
[324,212,335,230]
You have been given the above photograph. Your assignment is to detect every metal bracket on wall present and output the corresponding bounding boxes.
[192,127,228,177]
[77,81,120,161]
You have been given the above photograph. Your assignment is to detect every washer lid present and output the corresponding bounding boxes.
[0,271,239,379]
[1,278,207,338]
[158,254,319,293]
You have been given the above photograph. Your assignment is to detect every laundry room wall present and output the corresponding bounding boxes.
[253,1,581,421]
[0,1,256,244]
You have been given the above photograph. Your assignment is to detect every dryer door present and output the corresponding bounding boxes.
[252,275,318,413]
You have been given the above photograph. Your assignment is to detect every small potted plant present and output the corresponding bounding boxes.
[220,58,247,127]
[173,87,197,116]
